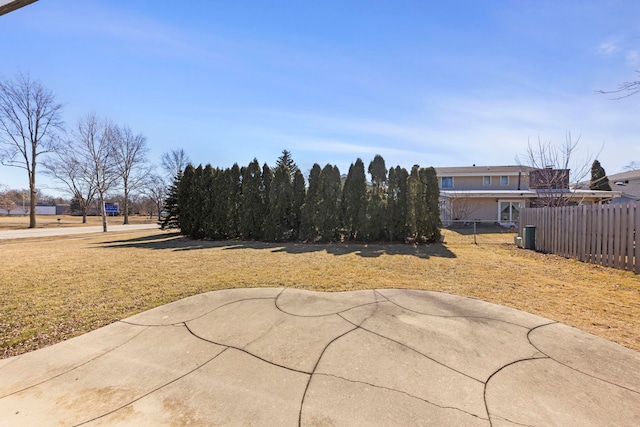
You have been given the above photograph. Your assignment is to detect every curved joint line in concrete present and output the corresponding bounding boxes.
[527,322,640,396]
[483,356,551,427]
[316,372,490,422]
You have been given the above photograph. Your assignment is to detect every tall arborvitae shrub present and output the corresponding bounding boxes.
[368,154,387,194]
[364,156,388,241]
[201,164,216,239]
[292,169,306,240]
[211,167,229,239]
[178,165,196,237]
[419,166,441,242]
[387,166,409,241]
[227,163,242,238]
[159,171,182,230]
[177,155,441,244]
[301,163,322,241]
[240,159,265,239]
[342,158,367,240]
[261,163,273,217]
[364,192,386,241]
[191,165,205,239]
[265,165,294,241]
[317,164,342,241]
[406,164,422,240]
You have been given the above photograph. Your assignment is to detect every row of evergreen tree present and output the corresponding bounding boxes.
[161,153,441,243]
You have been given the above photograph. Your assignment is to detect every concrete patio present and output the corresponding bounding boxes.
[1,288,639,426]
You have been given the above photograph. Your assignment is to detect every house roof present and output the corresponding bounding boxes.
[575,169,640,198]
[435,165,536,176]
[607,169,640,182]
[611,183,640,199]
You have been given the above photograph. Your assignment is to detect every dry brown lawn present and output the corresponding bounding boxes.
[1,225,639,358]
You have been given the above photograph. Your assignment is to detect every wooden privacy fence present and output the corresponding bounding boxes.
[520,202,639,274]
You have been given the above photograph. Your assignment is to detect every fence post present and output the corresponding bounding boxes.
[635,202,640,274]
[629,203,636,272]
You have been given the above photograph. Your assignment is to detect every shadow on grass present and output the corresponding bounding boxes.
[99,232,456,259]
[445,224,517,236]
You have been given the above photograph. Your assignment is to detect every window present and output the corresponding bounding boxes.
[483,176,491,186]
[499,201,521,222]
[500,176,509,185]
[441,176,453,189]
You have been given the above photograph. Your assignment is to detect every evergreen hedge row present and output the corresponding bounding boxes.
[162,156,441,243]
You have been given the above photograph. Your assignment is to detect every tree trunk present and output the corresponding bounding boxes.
[100,197,108,232]
[123,188,129,225]
[29,179,36,229]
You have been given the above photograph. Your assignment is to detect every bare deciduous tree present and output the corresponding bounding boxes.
[140,173,166,219]
[161,148,190,184]
[74,114,120,232]
[0,188,19,215]
[113,125,150,225]
[445,192,483,222]
[0,72,63,228]
[42,145,97,223]
[517,132,595,207]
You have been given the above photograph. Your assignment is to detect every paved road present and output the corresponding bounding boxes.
[1,288,639,426]
[0,223,159,240]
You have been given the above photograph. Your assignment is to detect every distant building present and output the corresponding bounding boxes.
[0,204,68,216]
[607,169,640,203]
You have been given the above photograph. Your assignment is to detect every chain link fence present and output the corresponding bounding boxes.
[441,220,519,245]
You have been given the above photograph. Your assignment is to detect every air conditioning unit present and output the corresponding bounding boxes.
[514,236,524,248]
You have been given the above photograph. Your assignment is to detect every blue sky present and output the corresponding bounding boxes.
[1,0,639,194]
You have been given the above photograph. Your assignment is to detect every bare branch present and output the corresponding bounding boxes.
[596,70,640,99]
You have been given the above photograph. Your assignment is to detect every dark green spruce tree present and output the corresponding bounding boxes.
[158,171,182,230]
[275,149,299,180]
[590,160,612,191]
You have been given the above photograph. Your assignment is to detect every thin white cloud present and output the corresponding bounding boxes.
[597,41,620,55]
